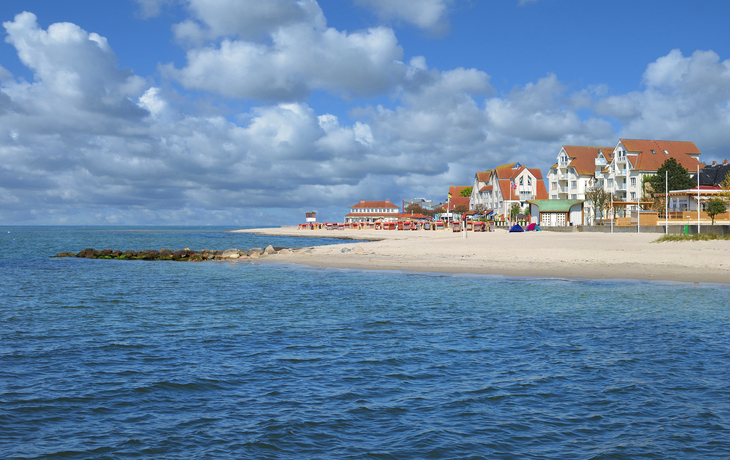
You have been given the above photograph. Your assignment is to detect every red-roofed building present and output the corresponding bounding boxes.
[548,146,613,200]
[344,199,400,223]
[605,139,703,211]
[470,162,548,217]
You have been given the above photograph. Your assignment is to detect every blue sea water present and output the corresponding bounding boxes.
[1,226,729,459]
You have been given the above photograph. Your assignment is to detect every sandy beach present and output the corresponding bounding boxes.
[232,227,730,284]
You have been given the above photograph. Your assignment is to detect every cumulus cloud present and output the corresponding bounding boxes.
[595,49,730,151]
[354,0,453,33]
[3,6,730,225]
[165,0,406,101]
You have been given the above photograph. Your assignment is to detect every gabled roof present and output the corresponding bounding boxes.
[528,168,544,180]
[479,185,493,192]
[535,181,549,200]
[562,146,614,176]
[476,170,492,182]
[351,200,399,209]
[618,139,702,171]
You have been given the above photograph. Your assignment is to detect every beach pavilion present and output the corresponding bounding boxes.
[528,199,585,227]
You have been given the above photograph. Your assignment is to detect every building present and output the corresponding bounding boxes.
[601,139,703,211]
[469,170,493,211]
[344,200,400,223]
[470,162,548,217]
[548,146,613,200]
[699,160,730,187]
[528,199,585,227]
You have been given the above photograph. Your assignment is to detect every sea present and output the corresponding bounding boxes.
[1,226,729,459]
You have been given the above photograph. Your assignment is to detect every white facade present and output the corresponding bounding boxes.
[470,163,547,216]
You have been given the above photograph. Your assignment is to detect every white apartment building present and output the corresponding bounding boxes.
[602,139,702,211]
[548,146,613,200]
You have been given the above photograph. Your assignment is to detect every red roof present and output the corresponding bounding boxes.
[476,171,492,182]
[620,139,702,171]
[449,186,471,198]
[479,185,493,192]
[535,181,549,200]
[350,200,399,209]
[562,146,614,176]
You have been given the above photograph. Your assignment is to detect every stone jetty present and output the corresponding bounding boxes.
[53,245,315,261]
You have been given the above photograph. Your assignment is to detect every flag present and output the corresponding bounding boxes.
[510,181,517,190]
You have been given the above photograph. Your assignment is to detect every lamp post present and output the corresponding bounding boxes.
[665,170,668,234]
[697,165,700,234]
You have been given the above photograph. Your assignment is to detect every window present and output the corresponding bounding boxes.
[519,177,523,185]
[552,182,557,190]
[528,177,532,186]
[571,194,577,199]
[571,181,577,189]
[630,177,636,187]
[630,192,636,200]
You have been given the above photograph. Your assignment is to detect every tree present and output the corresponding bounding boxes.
[509,203,521,220]
[459,186,473,197]
[453,204,469,213]
[585,185,611,222]
[706,198,727,225]
[644,158,694,200]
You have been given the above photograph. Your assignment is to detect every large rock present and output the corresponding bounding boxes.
[248,248,263,256]
[222,249,239,259]
[264,245,276,255]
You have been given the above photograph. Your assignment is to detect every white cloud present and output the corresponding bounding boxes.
[165,1,406,101]
[174,0,313,43]
[595,49,730,152]
[354,0,453,32]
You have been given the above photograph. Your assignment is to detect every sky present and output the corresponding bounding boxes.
[1,0,730,225]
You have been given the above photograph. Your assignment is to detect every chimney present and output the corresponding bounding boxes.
[724,159,729,165]
[385,199,390,203]
[712,161,717,165]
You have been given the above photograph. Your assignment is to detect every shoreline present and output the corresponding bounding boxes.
[232,227,730,285]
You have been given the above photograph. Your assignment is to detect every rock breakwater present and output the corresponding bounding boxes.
[53,245,316,261]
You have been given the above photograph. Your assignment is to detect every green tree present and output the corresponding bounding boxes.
[509,203,521,220]
[706,198,727,225]
[644,158,695,200]
[459,186,473,197]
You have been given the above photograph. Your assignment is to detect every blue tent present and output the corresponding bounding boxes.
[509,224,524,233]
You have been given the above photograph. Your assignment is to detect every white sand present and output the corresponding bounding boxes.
[232,228,730,284]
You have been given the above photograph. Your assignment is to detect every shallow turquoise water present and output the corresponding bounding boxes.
[1,227,729,459]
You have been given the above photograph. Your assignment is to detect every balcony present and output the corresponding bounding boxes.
[595,172,604,179]
[559,186,568,193]
[595,158,607,166]
[616,183,627,190]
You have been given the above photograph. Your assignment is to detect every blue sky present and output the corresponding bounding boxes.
[1,0,729,225]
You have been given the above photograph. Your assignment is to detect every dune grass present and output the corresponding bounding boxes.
[654,233,730,242]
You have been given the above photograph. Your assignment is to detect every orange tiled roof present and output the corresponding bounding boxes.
[449,186,471,198]
[476,171,492,182]
[350,200,399,209]
[535,181,549,200]
[444,196,470,210]
[620,139,703,171]
[562,146,614,176]
[528,168,544,180]
[479,185,493,192]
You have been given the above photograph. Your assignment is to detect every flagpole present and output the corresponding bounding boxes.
[665,170,668,234]
[697,165,700,234]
